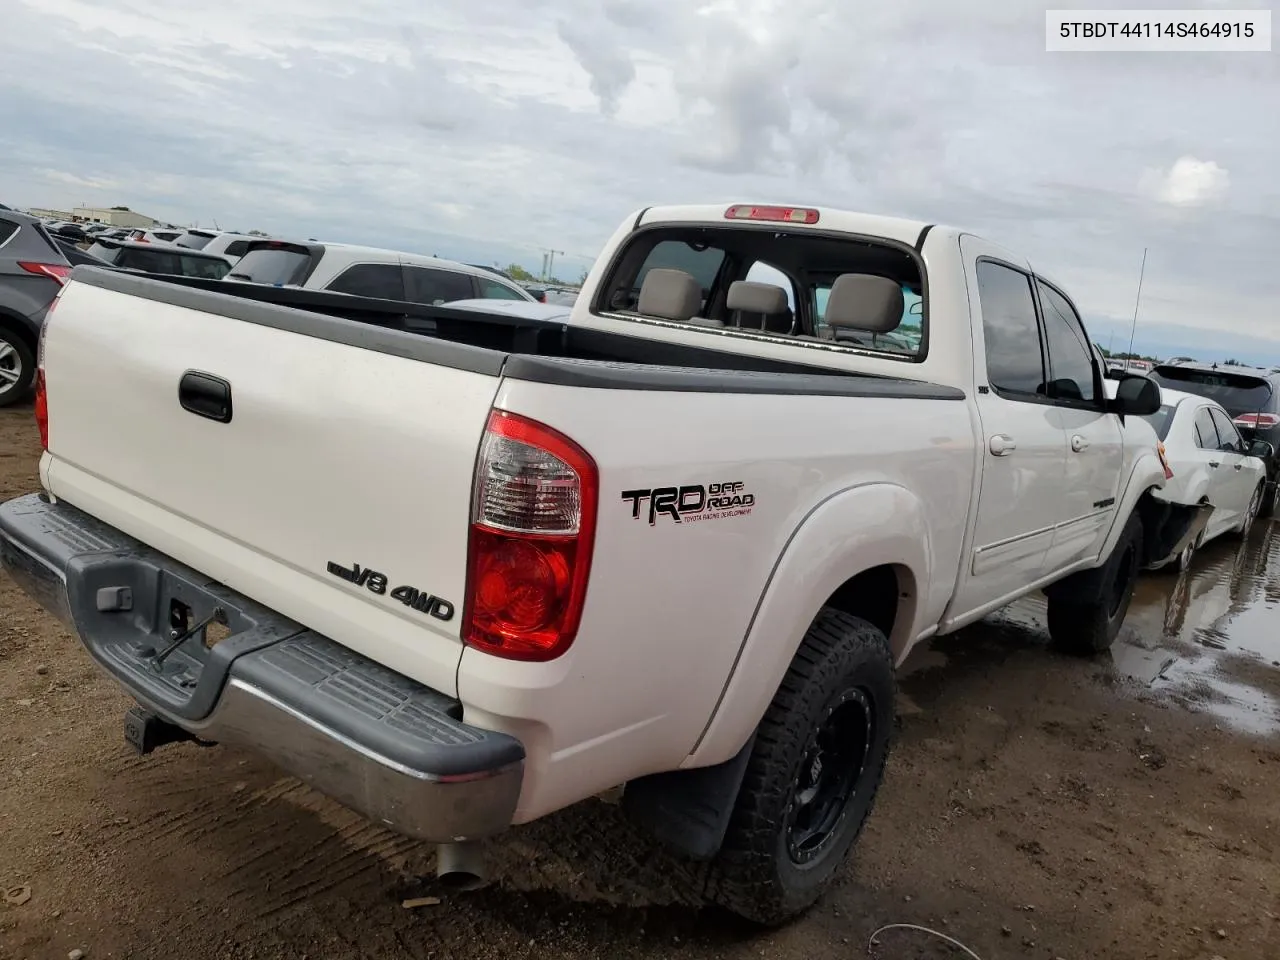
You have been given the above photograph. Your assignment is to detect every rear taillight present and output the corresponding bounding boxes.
[1157,441,1174,480]
[1233,413,1280,429]
[34,297,58,451]
[18,262,72,286]
[462,410,598,661]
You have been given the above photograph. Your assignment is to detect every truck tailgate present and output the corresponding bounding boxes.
[39,274,501,696]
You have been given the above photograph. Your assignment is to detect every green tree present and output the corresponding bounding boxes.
[505,263,535,282]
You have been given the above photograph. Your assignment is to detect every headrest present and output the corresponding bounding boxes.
[726,281,789,315]
[824,274,905,334]
[637,268,700,322]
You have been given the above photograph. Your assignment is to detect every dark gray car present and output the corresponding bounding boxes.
[0,211,71,407]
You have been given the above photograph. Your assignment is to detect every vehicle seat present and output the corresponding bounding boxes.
[636,268,724,327]
[823,273,904,342]
[726,280,794,335]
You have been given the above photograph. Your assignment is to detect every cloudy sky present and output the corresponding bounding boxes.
[2,0,1278,361]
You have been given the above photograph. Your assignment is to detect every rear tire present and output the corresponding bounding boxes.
[1047,512,1142,656]
[706,609,895,926]
[0,327,35,408]
[1259,480,1279,520]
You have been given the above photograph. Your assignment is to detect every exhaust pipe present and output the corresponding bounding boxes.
[435,842,488,892]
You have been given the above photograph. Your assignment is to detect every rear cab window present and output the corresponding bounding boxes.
[227,243,316,286]
[597,226,926,360]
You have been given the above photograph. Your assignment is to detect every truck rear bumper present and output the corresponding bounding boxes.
[0,492,524,844]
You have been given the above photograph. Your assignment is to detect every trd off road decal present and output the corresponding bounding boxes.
[621,482,755,526]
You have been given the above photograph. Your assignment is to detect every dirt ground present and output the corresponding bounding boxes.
[2,400,1279,960]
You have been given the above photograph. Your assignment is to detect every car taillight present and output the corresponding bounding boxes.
[1233,413,1280,429]
[34,296,58,451]
[462,410,598,661]
[1157,441,1174,480]
[18,262,72,286]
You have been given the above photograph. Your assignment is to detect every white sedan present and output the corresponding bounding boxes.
[1139,385,1272,569]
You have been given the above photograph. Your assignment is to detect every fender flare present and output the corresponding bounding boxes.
[684,481,930,768]
[1095,452,1168,562]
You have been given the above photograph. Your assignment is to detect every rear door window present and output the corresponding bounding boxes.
[0,219,17,245]
[178,256,231,280]
[223,240,252,259]
[404,266,475,304]
[975,261,1047,397]
[478,277,527,301]
[326,263,406,301]
[227,245,314,285]
[1210,407,1244,453]
[1193,407,1220,449]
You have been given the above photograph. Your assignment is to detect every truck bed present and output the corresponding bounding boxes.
[81,268,963,401]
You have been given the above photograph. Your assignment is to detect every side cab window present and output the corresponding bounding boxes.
[1035,280,1098,404]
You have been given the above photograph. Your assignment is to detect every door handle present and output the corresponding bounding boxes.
[1234,463,1243,471]
[179,370,233,423]
[1070,434,1089,453]
[1208,461,1220,468]
[989,434,1017,456]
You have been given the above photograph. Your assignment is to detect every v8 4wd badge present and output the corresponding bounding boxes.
[326,560,455,621]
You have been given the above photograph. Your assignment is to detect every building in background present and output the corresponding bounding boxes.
[71,206,158,228]
[27,206,76,220]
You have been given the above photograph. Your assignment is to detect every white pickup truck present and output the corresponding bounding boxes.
[0,203,1195,925]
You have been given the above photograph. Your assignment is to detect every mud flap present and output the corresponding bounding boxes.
[621,734,756,861]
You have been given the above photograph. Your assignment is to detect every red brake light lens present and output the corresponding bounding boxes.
[724,204,820,225]
[34,371,48,450]
[1233,413,1280,429]
[18,262,72,286]
[1157,441,1174,480]
[33,296,58,451]
[462,410,598,661]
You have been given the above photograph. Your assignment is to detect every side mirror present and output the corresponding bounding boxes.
[1247,439,1275,461]
[1108,374,1161,416]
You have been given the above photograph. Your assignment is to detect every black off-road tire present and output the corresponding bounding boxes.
[706,609,895,926]
[1047,512,1142,656]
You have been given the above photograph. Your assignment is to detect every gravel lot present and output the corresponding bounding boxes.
[2,402,1278,960]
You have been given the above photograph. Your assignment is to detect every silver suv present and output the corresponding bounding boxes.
[225,241,536,305]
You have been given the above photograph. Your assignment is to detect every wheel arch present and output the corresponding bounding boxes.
[683,482,929,770]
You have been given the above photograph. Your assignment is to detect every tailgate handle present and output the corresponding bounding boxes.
[179,371,233,424]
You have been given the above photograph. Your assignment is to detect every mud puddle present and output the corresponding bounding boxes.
[910,519,1280,735]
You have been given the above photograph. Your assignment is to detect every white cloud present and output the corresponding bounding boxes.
[1,0,1278,353]
[1140,156,1231,208]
